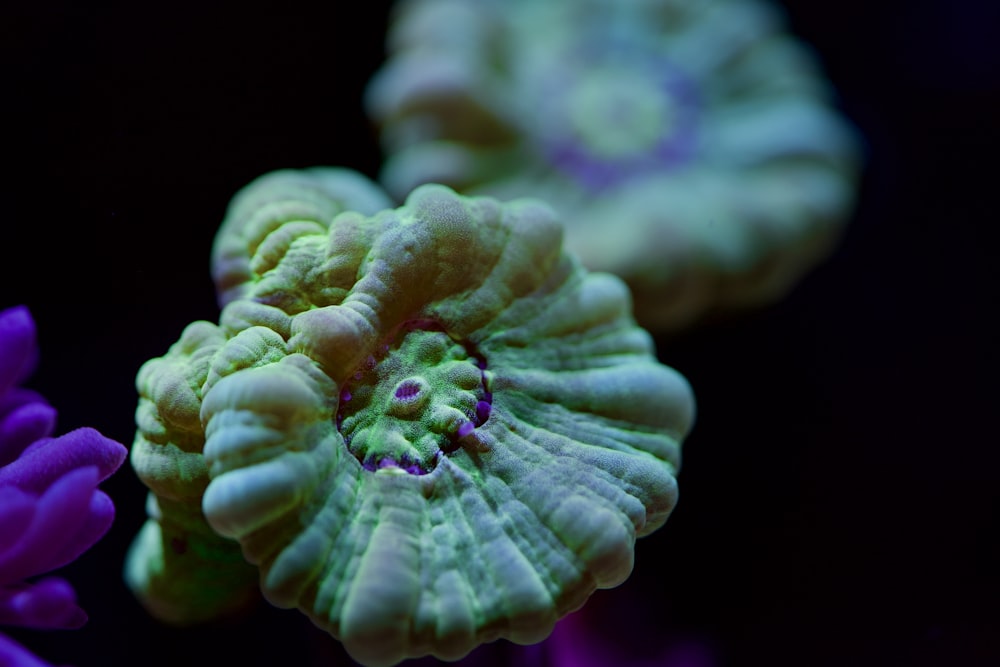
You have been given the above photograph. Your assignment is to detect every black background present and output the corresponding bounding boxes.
[2,1,998,666]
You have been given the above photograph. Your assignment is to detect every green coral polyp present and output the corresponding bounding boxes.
[126,168,695,667]
[337,320,493,475]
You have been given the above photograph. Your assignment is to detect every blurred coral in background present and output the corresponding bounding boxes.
[366,0,864,332]
[0,305,127,667]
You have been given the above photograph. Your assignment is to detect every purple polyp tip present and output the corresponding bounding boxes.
[475,400,491,425]
[456,421,475,438]
[340,388,352,402]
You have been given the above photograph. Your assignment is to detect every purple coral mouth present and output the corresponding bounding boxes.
[394,380,422,400]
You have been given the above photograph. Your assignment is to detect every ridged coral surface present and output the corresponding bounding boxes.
[127,169,695,666]
[366,0,863,332]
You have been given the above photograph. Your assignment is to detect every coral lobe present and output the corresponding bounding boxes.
[126,171,694,666]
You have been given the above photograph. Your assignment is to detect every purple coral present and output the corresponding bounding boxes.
[0,305,127,667]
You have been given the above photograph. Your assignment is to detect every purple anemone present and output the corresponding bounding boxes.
[0,305,127,667]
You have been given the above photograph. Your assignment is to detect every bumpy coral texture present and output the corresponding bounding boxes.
[126,169,695,667]
[125,168,395,626]
[0,305,127,667]
[365,0,863,332]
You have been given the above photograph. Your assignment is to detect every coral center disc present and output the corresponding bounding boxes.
[569,65,674,159]
[335,321,491,475]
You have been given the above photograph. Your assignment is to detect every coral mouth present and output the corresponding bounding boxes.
[335,319,492,475]
[534,49,701,190]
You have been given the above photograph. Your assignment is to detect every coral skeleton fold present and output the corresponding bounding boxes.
[125,168,695,666]
[0,305,127,667]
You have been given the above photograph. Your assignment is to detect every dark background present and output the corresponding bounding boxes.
[2,1,998,665]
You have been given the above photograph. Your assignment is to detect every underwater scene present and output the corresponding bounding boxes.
[2,0,997,665]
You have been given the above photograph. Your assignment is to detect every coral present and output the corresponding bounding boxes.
[365,0,864,332]
[125,168,695,666]
[0,305,127,667]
